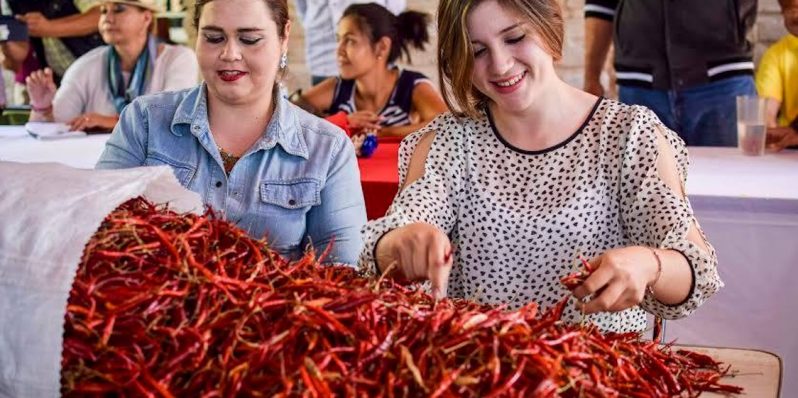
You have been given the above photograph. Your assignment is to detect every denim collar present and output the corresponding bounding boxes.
[170,84,309,159]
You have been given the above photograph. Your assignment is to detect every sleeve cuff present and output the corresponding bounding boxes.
[657,248,696,308]
[371,229,393,276]
[584,2,617,20]
[358,210,410,276]
[640,240,722,320]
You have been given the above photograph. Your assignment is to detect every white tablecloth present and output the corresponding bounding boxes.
[2,128,797,395]
[0,126,110,169]
[686,147,798,199]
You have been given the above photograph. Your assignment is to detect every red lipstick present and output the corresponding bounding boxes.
[218,70,247,82]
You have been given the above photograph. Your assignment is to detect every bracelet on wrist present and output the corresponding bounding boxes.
[647,248,663,297]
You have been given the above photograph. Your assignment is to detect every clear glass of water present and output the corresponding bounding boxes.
[736,96,767,156]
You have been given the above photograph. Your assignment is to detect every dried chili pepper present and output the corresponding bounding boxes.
[61,197,743,397]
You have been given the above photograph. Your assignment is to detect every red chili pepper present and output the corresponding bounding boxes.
[61,197,743,397]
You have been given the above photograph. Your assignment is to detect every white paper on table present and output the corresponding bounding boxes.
[24,122,86,140]
[0,162,203,398]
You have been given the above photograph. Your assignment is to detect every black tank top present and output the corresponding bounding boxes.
[328,69,432,127]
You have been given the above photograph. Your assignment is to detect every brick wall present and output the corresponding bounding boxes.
[188,0,789,95]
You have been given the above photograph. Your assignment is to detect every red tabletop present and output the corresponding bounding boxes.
[357,142,400,220]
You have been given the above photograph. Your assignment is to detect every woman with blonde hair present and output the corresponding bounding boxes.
[360,0,722,332]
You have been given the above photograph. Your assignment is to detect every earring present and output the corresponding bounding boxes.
[279,53,287,69]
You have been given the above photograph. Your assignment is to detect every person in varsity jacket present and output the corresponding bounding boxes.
[583,0,758,147]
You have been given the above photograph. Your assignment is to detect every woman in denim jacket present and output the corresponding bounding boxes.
[96,0,367,265]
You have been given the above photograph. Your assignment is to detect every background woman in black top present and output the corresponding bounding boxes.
[295,3,447,138]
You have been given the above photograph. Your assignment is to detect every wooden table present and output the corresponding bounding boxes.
[683,346,782,397]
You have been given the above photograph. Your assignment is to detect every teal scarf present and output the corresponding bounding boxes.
[107,36,157,113]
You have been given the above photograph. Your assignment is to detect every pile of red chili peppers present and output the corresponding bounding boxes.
[61,198,742,397]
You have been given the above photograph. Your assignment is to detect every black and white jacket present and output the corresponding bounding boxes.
[585,0,758,90]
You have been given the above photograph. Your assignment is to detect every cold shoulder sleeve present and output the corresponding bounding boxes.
[358,113,466,274]
[619,106,722,320]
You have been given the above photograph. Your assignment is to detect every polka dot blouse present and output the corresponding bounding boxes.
[359,98,722,333]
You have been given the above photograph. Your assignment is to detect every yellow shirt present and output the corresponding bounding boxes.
[756,34,798,127]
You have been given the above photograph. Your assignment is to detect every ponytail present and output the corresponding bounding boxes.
[396,11,430,63]
[342,3,431,65]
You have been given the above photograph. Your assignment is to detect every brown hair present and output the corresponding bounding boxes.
[437,0,564,117]
[193,0,289,39]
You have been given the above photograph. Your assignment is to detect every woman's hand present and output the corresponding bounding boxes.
[17,12,53,37]
[375,222,453,300]
[25,68,56,111]
[347,111,382,134]
[766,126,798,151]
[69,113,119,133]
[350,133,367,156]
[571,246,660,314]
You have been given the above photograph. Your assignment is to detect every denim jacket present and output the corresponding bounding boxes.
[96,84,367,265]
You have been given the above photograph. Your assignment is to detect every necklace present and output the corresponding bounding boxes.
[218,146,240,174]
